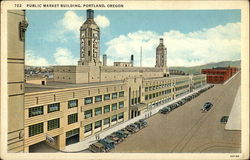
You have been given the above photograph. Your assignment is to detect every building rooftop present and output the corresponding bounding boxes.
[25,80,124,93]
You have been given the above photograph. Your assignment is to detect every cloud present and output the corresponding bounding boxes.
[25,50,49,66]
[60,11,83,35]
[104,22,241,67]
[95,15,110,28]
[53,47,78,65]
[46,11,110,43]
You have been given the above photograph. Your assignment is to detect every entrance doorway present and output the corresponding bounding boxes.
[66,128,79,146]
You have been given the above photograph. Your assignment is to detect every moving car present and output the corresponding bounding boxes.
[201,102,213,112]
[220,116,229,124]
[89,142,107,152]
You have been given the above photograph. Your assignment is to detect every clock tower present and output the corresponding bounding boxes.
[78,9,101,66]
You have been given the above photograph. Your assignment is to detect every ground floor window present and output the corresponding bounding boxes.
[94,120,102,129]
[111,115,117,122]
[84,124,92,133]
[66,128,79,138]
[29,122,43,137]
[118,112,124,119]
[103,118,110,125]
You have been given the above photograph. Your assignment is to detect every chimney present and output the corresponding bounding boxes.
[131,54,134,66]
[87,9,94,19]
[103,54,107,66]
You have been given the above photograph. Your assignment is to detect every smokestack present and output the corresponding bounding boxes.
[87,9,94,19]
[160,38,163,44]
[140,46,142,67]
[131,55,134,66]
[103,54,107,66]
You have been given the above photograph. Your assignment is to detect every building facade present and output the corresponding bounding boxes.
[24,73,206,152]
[7,9,207,152]
[7,10,28,153]
[201,67,237,83]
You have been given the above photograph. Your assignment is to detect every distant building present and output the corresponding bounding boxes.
[169,69,186,75]
[201,66,237,83]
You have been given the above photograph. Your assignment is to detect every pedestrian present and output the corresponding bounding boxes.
[95,134,97,140]
[98,134,100,140]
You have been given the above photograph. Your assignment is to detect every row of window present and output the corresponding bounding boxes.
[175,80,189,85]
[84,101,124,119]
[29,118,60,137]
[131,97,140,105]
[175,85,189,91]
[28,91,124,118]
[194,81,203,86]
[29,112,79,137]
[29,100,76,118]
[145,89,171,100]
[176,90,189,98]
[29,103,60,117]
[84,112,124,133]
[145,83,172,92]
[28,111,125,137]
[193,77,205,81]
[84,91,124,105]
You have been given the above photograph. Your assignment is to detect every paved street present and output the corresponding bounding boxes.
[111,73,241,153]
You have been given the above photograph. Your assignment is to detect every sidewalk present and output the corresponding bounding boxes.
[63,84,211,152]
[223,71,240,85]
[225,86,241,130]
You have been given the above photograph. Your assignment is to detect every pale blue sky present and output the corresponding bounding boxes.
[25,10,241,67]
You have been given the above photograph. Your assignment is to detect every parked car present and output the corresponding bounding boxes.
[139,119,148,127]
[159,107,169,114]
[113,131,126,139]
[98,139,115,151]
[89,142,107,152]
[121,128,132,136]
[201,102,213,112]
[105,134,122,144]
[125,124,139,133]
[134,121,143,129]
[116,130,129,138]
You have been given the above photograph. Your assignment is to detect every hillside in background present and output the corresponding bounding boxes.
[169,60,241,74]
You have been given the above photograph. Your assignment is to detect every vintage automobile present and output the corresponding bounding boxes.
[201,102,213,112]
[89,142,106,152]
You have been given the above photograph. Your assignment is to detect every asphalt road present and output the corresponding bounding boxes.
[111,73,241,153]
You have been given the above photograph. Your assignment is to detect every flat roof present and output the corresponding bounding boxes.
[144,75,189,81]
[25,80,124,93]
